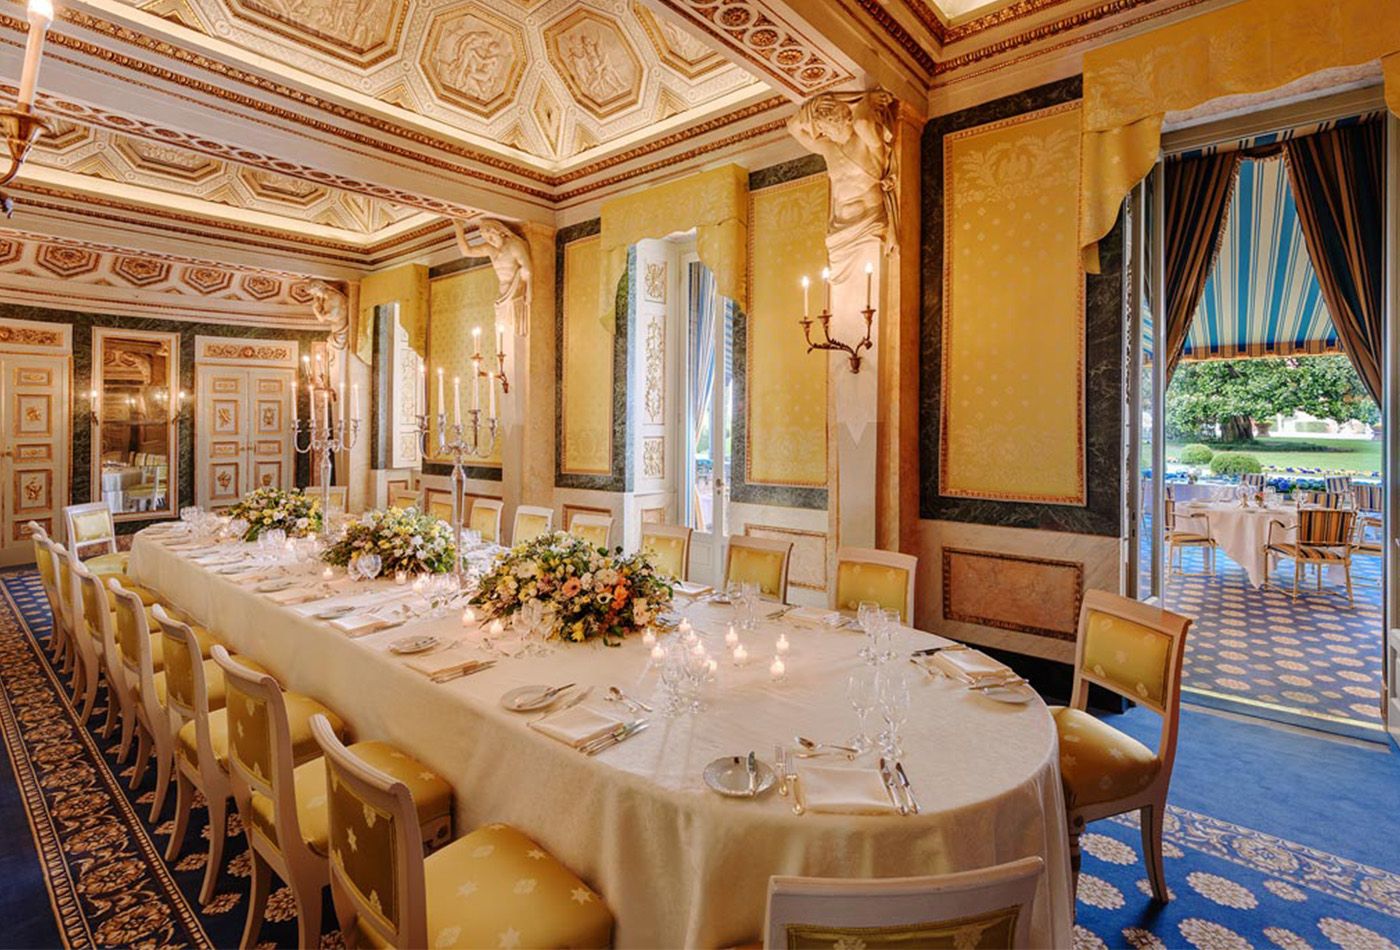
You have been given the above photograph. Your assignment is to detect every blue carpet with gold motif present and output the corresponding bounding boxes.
[0,568,1397,949]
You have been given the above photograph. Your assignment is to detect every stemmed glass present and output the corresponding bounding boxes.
[856,600,880,662]
[876,668,911,758]
[846,667,878,753]
[355,553,382,582]
[877,608,901,663]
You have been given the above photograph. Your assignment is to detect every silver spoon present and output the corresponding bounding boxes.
[606,686,653,713]
[795,736,858,759]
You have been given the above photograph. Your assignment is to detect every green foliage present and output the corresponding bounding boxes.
[1209,452,1263,477]
[1178,443,1215,465]
[1165,355,1378,440]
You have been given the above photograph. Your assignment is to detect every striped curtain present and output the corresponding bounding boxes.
[1163,151,1242,380]
[1284,121,1386,404]
[688,262,718,460]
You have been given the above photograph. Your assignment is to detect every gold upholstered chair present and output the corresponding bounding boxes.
[310,715,615,950]
[63,501,128,575]
[1053,590,1191,904]
[426,490,456,522]
[323,486,349,517]
[71,556,165,729]
[32,533,74,673]
[569,513,614,549]
[762,857,1044,950]
[155,607,336,904]
[1265,507,1356,604]
[512,505,554,545]
[468,498,504,544]
[389,488,423,510]
[832,547,917,623]
[640,523,692,582]
[724,535,793,603]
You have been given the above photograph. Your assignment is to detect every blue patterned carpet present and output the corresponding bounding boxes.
[0,568,1397,949]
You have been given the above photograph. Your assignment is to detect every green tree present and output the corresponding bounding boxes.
[1166,355,1378,442]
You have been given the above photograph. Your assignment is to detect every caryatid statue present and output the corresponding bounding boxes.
[454,217,533,336]
[305,280,350,352]
[787,90,899,280]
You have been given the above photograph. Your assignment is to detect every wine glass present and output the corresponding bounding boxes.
[878,608,902,663]
[877,668,911,758]
[357,553,382,582]
[856,600,880,662]
[847,667,878,753]
[228,518,249,541]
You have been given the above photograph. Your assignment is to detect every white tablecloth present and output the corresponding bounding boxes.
[1185,502,1311,588]
[130,534,1074,948]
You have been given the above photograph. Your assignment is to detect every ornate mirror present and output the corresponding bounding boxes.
[90,328,182,520]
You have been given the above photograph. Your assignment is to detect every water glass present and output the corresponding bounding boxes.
[856,600,880,662]
[876,668,911,758]
[846,667,878,753]
[356,553,382,582]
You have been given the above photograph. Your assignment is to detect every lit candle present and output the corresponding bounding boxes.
[452,376,461,425]
[769,656,786,680]
[724,624,738,647]
[801,275,810,317]
[707,658,718,675]
[322,566,334,580]
[821,266,831,312]
[488,619,504,636]
[302,354,311,378]
[437,367,445,414]
[642,627,657,647]
[351,384,359,421]
[650,644,665,661]
[16,0,53,111]
[732,644,748,665]
[496,325,504,354]
[488,373,496,418]
[412,575,427,594]
[395,570,407,585]
[776,633,790,655]
[691,641,706,657]
[472,326,482,357]
[472,357,482,411]
[315,352,323,376]
[291,382,298,423]
[864,260,873,310]
[321,390,330,429]
[461,607,476,626]
[337,383,345,423]
[678,619,692,635]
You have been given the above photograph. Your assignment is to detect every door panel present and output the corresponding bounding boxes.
[200,369,249,506]
[250,372,293,492]
[0,353,69,564]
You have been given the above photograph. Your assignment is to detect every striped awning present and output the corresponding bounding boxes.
[1182,156,1338,362]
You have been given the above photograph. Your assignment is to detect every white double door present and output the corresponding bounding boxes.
[195,365,295,507]
[0,350,69,565]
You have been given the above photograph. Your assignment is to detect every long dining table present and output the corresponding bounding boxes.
[130,530,1074,948]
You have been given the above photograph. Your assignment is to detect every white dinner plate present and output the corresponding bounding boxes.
[314,604,357,620]
[389,635,439,655]
[501,684,567,712]
[974,683,1036,705]
[255,579,295,593]
[703,756,776,798]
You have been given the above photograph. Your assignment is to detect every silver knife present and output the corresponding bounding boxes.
[557,685,592,712]
[878,757,907,815]
[746,750,758,797]
[585,720,649,756]
[894,761,920,814]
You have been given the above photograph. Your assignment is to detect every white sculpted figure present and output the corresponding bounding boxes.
[306,280,350,351]
[455,217,533,336]
[788,90,899,277]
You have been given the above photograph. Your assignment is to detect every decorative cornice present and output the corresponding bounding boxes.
[849,0,939,76]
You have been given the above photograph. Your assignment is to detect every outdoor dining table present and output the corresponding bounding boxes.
[1184,501,1340,588]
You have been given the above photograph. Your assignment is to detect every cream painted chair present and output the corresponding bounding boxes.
[724,535,793,603]
[156,607,333,904]
[512,505,554,545]
[426,491,456,522]
[73,562,164,739]
[389,488,423,510]
[47,542,87,692]
[310,715,615,950]
[63,501,129,575]
[32,533,73,673]
[469,498,504,544]
[1165,496,1216,575]
[322,486,349,517]
[639,523,692,582]
[1054,590,1191,904]
[570,513,614,549]
[832,547,918,623]
[763,857,1044,950]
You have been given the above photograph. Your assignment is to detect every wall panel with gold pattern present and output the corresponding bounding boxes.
[558,232,616,479]
[427,265,501,468]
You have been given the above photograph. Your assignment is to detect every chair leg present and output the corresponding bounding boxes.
[330,877,358,950]
[77,656,99,725]
[240,851,272,950]
[1292,560,1300,601]
[117,702,138,764]
[1140,802,1169,903]
[150,744,173,823]
[130,730,152,790]
[1345,563,1354,606]
[1068,813,1084,915]
[200,794,229,905]
[166,772,194,861]
[294,879,323,950]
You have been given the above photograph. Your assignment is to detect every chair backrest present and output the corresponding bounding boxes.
[1072,590,1191,772]
[65,502,117,557]
[468,498,503,544]
[764,857,1044,950]
[1298,490,1351,509]
[108,577,157,692]
[388,489,422,510]
[74,560,109,646]
[323,486,349,516]
[312,714,428,950]
[639,524,692,581]
[33,535,60,618]
[725,535,793,602]
[151,605,208,727]
[213,645,310,860]
[425,490,455,522]
[512,505,554,545]
[1296,508,1355,547]
[570,513,614,550]
[49,542,79,635]
[1353,483,1383,513]
[1324,475,1353,494]
[1241,473,1267,489]
[833,547,917,623]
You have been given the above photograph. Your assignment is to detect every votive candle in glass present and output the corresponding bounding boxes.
[488,619,504,637]
[650,644,665,661]
[461,607,477,627]
[641,627,657,647]
[321,566,334,580]
[776,633,790,655]
[395,570,408,585]
[769,656,786,681]
[732,644,748,665]
[724,624,738,648]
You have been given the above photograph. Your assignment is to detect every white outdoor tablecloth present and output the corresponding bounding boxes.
[1187,502,1332,588]
[130,533,1074,949]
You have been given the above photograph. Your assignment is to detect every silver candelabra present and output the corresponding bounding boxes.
[294,399,359,537]
[416,409,499,583]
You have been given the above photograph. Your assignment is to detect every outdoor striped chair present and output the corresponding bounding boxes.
[1295,491,1352,510]
[1241,473,1267,491]
[1265,508,1356,604]
[1324,475,1354,495]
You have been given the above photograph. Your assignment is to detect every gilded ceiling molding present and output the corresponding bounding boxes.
[846,0,938,76]
[645,0,854,97]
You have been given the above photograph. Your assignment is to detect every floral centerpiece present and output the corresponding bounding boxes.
[471,531,673,644]
[320,506,457,575]
[226,487,321,541]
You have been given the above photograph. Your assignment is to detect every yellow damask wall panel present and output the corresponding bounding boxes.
[746,176,828,487]
[356,263,428,365]
[561,236,613,475]
[941,101,1085,505]
[428,266,501,466]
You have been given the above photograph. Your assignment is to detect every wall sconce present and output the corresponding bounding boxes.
[0,0,55,217]
[798,262,876,374]
[168,388,189,423]
[87,386,99,425]
[472,325,510,397]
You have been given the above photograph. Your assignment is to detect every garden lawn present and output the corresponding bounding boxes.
[1166,436,1382,475]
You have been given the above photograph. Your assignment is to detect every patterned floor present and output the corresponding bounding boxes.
[1152,540,1384,741]
[1,569,1397,949]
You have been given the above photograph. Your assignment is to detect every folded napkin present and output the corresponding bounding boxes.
[330,612,399,637]
[403,647,489,683]
[673,580,713,599]
[928,648,1013,685]
[262,586,319,605]
[795,762,899,815]
[786,606,840,628]
[528,704,625,749]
